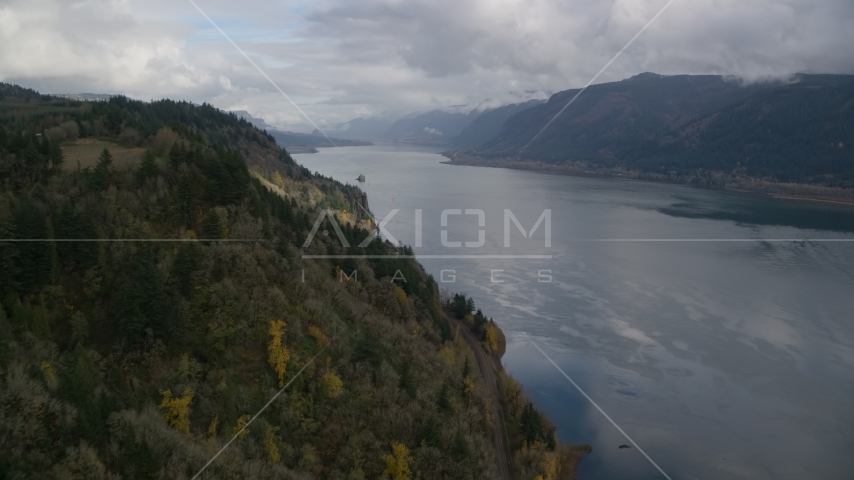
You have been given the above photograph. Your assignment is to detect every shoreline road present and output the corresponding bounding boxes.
[453,319,514,480]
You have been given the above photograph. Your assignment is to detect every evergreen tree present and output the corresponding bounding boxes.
[116,251,169,342]
[417,416,440,448]
[137,150,159,182]
[97,147,113,168]
[55,203,98,272]
[399,362,417,399]
[171,242,200,298]
[48,141,63,173]
[437,383,453,413]
[169,142,186,169]
[0,304,10,368]
[352,330,383,369]
[11,201,50,292]
[521,402,545,447]
[452,429,470,459]
[202,210,224,240]
[177,172,198,228]
[0,220,19,296]
[90,148,113,191]
[44,217,59,283]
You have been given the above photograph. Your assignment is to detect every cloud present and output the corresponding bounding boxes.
[307,0,854,82]
[1,1,184,92]
[1,0,852,131]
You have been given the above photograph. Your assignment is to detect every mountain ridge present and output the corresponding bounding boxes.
[449,73,854,193]
[0,82,586,480]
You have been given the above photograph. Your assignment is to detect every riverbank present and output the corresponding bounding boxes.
[284,145,319,154]
[448,302,591,480]
[442,151,854,207]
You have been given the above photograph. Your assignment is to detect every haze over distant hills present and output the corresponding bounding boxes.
[449,100,546,148]
[232,110,372,152]
[327,98,548,146]
[326,109,477,143]
[232,110,275,130]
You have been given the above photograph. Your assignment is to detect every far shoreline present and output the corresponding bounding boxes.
[441,151,854,209]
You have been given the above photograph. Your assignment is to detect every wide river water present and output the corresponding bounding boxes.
[295,144,854,480]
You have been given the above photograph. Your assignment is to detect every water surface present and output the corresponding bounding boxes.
[296,144,854,480]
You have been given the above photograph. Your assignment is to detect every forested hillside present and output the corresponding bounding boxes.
[0,83,580,479]
[449,100,544,148]
[468,73,854,188]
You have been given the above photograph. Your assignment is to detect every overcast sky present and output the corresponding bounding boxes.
[1,0,853,131]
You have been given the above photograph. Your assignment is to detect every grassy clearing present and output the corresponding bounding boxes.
[61,137,146,171]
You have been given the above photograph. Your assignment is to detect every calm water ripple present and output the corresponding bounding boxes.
[297,144,854,480]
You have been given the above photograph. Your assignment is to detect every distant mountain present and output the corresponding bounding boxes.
[383,109,483,142]
[231,110,274,130]
[268,130,372,152]
[449,100,545,147]
[471,73,854,186]
[328,91,550,144]
[328,116,399,140]
[229,112,373,151]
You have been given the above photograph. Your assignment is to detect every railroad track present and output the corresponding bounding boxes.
[453,319,514,480]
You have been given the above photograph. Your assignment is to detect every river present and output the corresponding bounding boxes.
[295,143,854,480]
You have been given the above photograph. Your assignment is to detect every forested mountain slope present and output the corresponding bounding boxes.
[449,100,544,148]
[472,73,854,187]
[0,83,579,480]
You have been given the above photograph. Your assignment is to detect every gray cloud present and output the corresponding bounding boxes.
[1,0,852,131]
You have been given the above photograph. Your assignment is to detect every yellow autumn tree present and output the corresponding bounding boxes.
[233,414,251,441]
[264,426,281,463]
[539,450,560,480]
[463,376,475,396]
[268,319,290,387]
[392,286,408,307]
[322,372,343,398]
[207,416,219,437]
[159,388,194,434]
[308,325,329,348]
[382,442,412,480]
[272,171,285,188]
[40,361,56,381]
[484,323,499,353]
[438,346,455,366]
